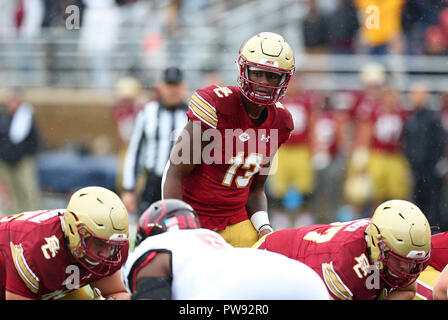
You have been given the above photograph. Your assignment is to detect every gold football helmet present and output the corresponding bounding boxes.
[365,200,431,288]
[237,32,295,105]
[62,186,129,276]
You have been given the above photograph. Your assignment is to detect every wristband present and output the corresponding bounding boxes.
[250,211,273,233]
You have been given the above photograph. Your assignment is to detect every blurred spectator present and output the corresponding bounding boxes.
[342,62,386,218]
[441,92,448,133]
[403,82,447,230]
[0,0,44,82]
[78,0,120,89]
[424,25,447,55]
[401,0,442,55]
[355,0,405,55]
[302,0,329,54]
[0,88,41,216]
[439,92,448,231]
[7,0,45,39]
[112,76,145,194]
[201,69,223,88]
[364,87,411,207]
[309,92,349,223]
[268,74,315,229]
[121,67,188,217]
[327,0,360,54]
[351,62,387,149]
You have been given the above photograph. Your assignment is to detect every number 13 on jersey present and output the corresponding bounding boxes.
[222,152,263,188]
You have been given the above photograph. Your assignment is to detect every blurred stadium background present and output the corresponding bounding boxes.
[1,0,448,231]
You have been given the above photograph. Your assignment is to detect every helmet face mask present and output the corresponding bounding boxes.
[73,226,128,275]
[237,32,295,106]
[374,230,430,288]
[135,199,200,247]
[63,187,129,276]
[366,200,431,289]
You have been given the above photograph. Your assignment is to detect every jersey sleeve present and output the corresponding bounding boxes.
[321,261,354,300]
[7,238,41,298]
[187,88,218,129]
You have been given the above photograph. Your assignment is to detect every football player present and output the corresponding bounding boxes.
[121,199,329,300]
[254,199,431,300]
[162,32,295,247]
[363,87,411,207]
[415,231,448,300]
[0,186,130,300]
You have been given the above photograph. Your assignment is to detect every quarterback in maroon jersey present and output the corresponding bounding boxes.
[254,200,431,300]
[162,32,295,247]
[0,186,130,300]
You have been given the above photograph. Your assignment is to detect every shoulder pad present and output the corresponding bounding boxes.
[188,86,219,129]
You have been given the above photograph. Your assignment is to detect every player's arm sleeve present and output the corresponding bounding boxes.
[321,262,354,300]
[122,109,146,191]
[187,89,218,129]
[8,242,40,298]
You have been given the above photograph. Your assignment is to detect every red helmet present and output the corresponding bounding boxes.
[135,199,200,247]
[237,32,295,106]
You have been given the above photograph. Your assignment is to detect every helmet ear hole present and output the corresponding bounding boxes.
[69,224,75,236]
[70,212,80,222]
[371,236,376,247]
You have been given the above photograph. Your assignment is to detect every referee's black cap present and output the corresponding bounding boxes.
[163,67,184,84]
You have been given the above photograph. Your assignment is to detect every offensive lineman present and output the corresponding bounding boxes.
[254,200,431,300]
[0,186,130,300]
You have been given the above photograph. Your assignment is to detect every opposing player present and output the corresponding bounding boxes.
[415,231,448,300]
[162,32,295,247]
[121,199,329,300]
[0,186,130,300]
[254,199,431,300]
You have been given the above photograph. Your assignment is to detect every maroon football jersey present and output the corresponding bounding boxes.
[0,209,127,299]
[369,106,408,153]
[312,110,339,158]
[257,219,390,300]
[185,85,293,230]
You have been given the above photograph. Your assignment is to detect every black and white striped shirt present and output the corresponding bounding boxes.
[122,100,187,191]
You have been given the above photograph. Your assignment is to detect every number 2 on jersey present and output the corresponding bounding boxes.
[222,152,263,188]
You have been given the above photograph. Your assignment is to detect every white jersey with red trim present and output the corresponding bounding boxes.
[122,228,329,300]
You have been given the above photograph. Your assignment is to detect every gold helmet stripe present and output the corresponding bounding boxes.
[10,242,40,294]
[322,262,353,300]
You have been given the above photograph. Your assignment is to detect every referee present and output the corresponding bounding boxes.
[121,67,188,216]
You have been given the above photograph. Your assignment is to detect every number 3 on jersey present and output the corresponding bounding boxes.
[222,152,263,188]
